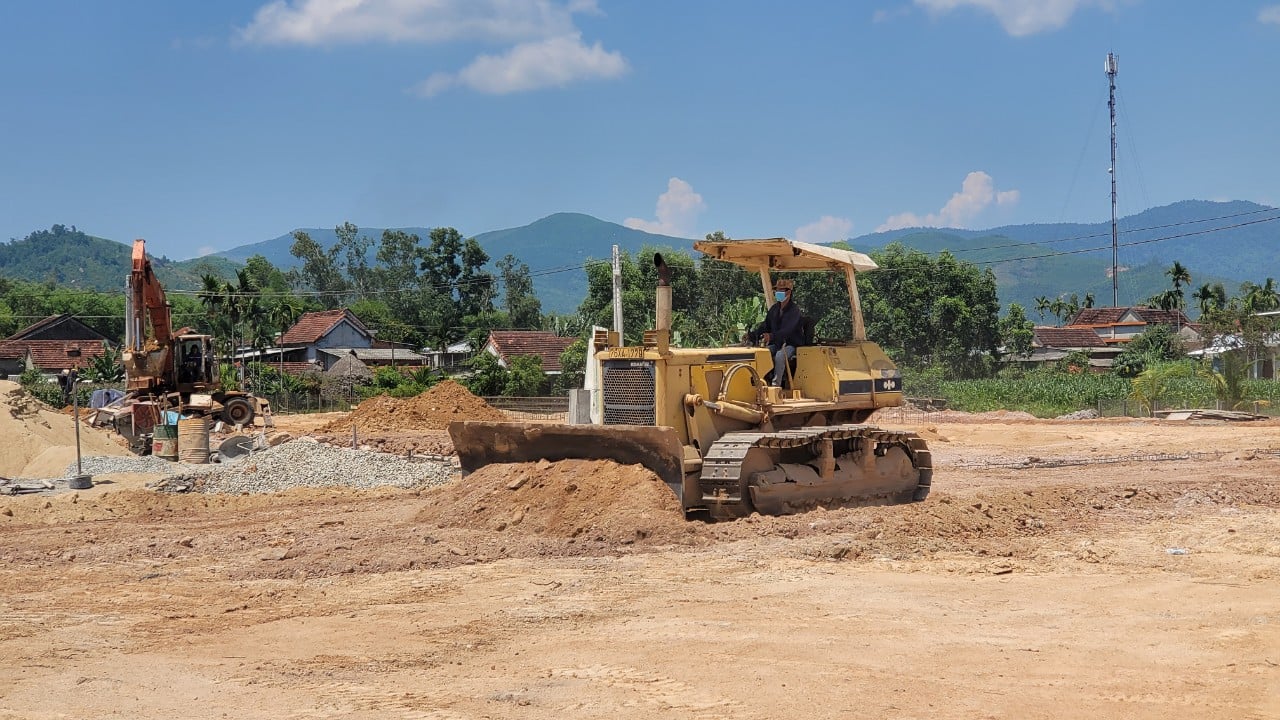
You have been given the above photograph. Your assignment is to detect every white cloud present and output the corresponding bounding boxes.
[624,178,706,237]
[794,216,853,245]
[237,0,626,97]
[914,0,1113,36]
[238,0,590,45]
[877,171,1020,231]
[1261,5,1280,25]
[413,33,628,97]
[196,246,218,257]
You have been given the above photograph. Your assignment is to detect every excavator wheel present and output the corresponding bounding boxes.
[222,397,255,427]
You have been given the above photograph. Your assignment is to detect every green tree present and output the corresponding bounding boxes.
[1034,295,1051,321]
[503,355,546,396]
[458,237,495,320]
[289,230,349,308]
[1192,282,1227,316]
[463,351,507,396]
[555,337,587,392]
[1241,278,1280,313]
[1146,288,1184,311]
[80,344,124,383]
[336,222,376,299]
[497,254,543,329]
[999,303,1035,359]
[858,243,1002,378]
[578,248,685,345]
[692,231,761,343]
[1111,324,1184,377]
[1167,260,1191,292]
[1129,361,1200,416]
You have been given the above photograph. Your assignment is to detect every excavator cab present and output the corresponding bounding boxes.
[175,335,215,389]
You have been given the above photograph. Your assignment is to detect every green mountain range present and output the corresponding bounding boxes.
[3,201,1277,319]
[0,225,242,292]
[855,200,1277,315]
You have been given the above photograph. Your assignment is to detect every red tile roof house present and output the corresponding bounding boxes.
[1019,307,1201,372]
[1024,326,1122,371]
[275,309,376,371]
[1066,307,1201,348]
[0,314,111,379]
[483,331,576,377]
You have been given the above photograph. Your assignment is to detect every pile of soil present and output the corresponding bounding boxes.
[319,380,507,434]
[0,380,129,479]
[417,458,690,545]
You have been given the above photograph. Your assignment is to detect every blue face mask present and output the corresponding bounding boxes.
[775,291,788,302]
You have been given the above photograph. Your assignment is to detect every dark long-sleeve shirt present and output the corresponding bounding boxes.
[755,300,804,349]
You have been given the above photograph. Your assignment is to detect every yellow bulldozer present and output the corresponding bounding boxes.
[450,237,931,520]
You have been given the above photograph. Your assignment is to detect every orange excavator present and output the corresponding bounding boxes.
[98,239,263,448]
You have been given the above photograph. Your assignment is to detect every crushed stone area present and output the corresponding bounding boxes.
[156,439,458,494]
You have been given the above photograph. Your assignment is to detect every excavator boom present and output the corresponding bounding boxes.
[129,238,173,349]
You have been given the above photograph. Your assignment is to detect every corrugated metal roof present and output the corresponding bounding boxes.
[318,348,428,363]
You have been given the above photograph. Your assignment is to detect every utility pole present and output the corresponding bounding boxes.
[611,244,624,341]
[1106,52,1120,308]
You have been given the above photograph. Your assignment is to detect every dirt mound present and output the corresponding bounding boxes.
[0,380,130,478]
[417,459,689,545]
[319,380,507,434]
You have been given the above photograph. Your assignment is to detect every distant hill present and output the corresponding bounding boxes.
[853,200,1280,316]
[472,213,693,312]
[210,212,694,314]
[0,225,241,292]
[8,200,1278,318]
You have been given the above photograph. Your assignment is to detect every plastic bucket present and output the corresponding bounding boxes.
[152,424,178,460]
[177,417,211,464]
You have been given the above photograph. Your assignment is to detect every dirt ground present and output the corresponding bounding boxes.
[3,390,1280,718]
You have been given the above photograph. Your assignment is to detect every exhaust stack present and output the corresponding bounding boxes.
[654,253,671,333]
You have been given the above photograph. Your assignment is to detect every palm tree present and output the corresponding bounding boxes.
[1034,295,1051,321]
[1192,283,1226,316]
[1146,289,1183,311]
[1166,261,1191,292]
[1244,278,1280,314]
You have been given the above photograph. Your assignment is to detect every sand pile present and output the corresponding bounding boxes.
[0,380,130,479]
[320,380,507,434]
[417,458,689,545]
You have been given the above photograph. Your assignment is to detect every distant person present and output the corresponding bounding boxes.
[57,369,77,406]
[751,279,805,388]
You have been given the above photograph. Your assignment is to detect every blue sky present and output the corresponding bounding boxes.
[2,0,1278,260]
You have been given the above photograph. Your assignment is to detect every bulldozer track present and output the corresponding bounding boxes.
[698,424,933,513]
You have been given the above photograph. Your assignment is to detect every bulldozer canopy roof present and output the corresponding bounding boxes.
[693,238,878,273]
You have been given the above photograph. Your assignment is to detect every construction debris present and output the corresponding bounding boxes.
[1155,409,1267,422]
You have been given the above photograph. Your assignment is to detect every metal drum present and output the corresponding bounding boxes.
[152,423,178,460]
[177,417,211,464]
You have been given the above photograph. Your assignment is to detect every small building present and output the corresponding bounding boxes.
[424,340,474,372]
[279,309,375,362]
[315,347,428,372]
[483,330,576,376]
[1025,326,1123,371]
[1066,307,1200,348]
[0,314,112,378]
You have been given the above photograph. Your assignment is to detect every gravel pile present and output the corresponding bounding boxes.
[70,439,458,494]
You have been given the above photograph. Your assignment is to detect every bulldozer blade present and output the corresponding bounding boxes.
[448,421,686,503]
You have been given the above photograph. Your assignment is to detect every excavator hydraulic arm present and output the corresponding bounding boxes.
[130,239,172,348]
